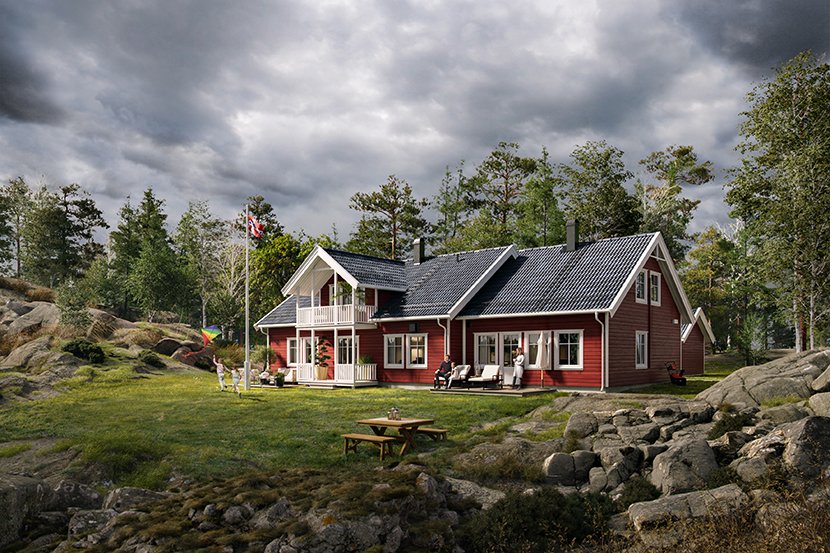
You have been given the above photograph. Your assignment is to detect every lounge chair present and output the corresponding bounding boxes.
[665,362,686,386]
[466,364,502,389]
[446,365,470,389]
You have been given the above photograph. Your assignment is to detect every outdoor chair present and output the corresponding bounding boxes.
[466,364,502,389]
[447,365,470,389]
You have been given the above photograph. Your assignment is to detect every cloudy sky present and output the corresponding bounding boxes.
[1,0,828,246]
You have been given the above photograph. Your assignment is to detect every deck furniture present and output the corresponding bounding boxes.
[446,365,470,389]
[417,428,448,441]
[466,365,502,389]
[356,417,435,455]
[665,362,686,386]
[341,433,398,460]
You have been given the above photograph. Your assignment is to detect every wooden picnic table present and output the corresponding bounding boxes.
[356,417,435,456]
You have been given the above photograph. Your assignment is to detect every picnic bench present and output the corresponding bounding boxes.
[341,433,399,460]
[416,428,448,441]
[466,364,502,389]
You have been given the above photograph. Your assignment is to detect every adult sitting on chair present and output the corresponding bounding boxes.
[434,355,453,388]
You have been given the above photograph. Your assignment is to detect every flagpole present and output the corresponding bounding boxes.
[244,204,251,391]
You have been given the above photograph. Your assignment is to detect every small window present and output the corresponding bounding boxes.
[408,334,427,367]
[650,273,661,305]
[554,330,583,370]
[385,334,404,368]
[526,331,549,368]
[288,338,297,366]
[636,331,648,368]
[635,271,647,303]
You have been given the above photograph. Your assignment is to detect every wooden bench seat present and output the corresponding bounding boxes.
[417,428,448,441]
[342,433,398,460]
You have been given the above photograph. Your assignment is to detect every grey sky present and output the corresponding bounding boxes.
[1,0,828,244]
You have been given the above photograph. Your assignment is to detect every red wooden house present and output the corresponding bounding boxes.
[255,224,697,390]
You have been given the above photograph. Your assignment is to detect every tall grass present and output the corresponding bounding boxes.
[0,369,551,486]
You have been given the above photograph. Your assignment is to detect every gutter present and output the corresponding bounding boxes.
[437,318,448,355]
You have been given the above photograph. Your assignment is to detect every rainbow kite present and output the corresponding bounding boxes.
[201,325,221,346]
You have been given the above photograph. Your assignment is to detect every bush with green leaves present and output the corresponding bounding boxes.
[707,412,754,440]
[458,487,616,553]
[617,478,661,510]
[63,338,105,364]
[138,349,166,369]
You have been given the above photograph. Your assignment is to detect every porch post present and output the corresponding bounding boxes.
[462,318,466,365]
[334,327,339,382]
[352,325,357,388]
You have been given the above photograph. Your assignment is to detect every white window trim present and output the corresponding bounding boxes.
[554,330,584,371]
[636,331,648,368]
[336,335,359,365]
[408,333,428,368]
[384,334,405,369]
[650,272,661,306]
[287,338,297,367]
[635,270,647,304]
[474,333,498,366]
[500,333,521,368]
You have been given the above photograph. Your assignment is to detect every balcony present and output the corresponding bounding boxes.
[296,305,377,327]
[296,363,377,387]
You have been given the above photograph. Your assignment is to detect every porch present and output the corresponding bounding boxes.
[296,362,379,387]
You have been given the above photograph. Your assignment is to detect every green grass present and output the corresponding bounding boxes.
[0,442,31,457]
[0,369,552,486]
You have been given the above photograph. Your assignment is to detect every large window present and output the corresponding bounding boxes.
[408,334,427,367]
[636,331,648,368]
[526,331,549,368]
[554,330,583,370]
[476,334,497,365]
[650,273,661,305]
[385,335,404,368]
[501,333,520,368]
[287,338,297,366]
[636,270,647,303]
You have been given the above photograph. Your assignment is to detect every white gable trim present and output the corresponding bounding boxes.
[448,246,518,319]
[683,307,716,343]
[608,233,694,324]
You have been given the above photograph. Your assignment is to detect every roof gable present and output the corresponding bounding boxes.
[682,307,716,343]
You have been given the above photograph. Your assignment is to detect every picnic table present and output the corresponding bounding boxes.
[355,417,435,455]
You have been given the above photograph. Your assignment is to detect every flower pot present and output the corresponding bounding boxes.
[314,365,328,380]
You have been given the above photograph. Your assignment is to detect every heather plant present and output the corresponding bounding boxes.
[63,337,106,364]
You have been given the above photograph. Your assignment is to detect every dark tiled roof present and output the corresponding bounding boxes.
[255,295,310,327]
[324,249,406,290]
[372,247,511,319]
[458,234,655,317]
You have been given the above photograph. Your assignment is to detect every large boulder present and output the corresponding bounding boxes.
[0,335,83,381]
[5,302,61,337]
[696,349,830,409]
[808,392,830,417]
[651,438,718,495]
[0,473,58,548]
[628,484,747,532]
[103,487,168,512]
[780,416,830,481]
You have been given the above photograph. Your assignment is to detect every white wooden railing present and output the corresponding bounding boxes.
[296,362,377,384]
[296,305,377,326]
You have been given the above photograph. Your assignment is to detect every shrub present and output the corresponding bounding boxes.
[617,478,660,510]
[63,338,106,364]
[458,487,616,553]
[138,349,166,369]
[707,412,754,440]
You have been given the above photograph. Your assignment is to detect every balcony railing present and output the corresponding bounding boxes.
[296,304,377,326]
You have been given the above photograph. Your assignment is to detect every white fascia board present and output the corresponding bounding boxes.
[280,247,361,297]
[371,314,451,323]
[654,233,695,325]
[608,233,659,318]
[448,246,519,319]
[689,307,716,343]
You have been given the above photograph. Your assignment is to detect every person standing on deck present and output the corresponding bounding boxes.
[512,348,525,389]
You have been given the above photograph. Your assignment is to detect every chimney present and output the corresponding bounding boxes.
[566,219,579,252]
[413,238,425,265]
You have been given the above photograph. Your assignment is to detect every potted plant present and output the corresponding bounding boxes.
[314,336,331,380]
[358,354,373,365]
[274,371,286,388]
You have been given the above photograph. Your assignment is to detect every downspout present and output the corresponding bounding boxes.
[437,318,448,356]
[258,326,269,373]
[595,312,606,392]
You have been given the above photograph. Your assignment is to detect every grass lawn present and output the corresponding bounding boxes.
[0,368,554,487]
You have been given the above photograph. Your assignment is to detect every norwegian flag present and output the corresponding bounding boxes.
[248,214,264,237]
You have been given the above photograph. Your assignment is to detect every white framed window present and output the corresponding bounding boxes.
[337,336,357,365]
[635,270,647,303]
[526,331,549,369]
[554,330,583,370]
[650,272,661,305]
[287,338,297,366]
[408,334,427,367]
[385,334,404,368]
[500,333,521,368]
[636,331,648,368]
[475,333,497,365]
